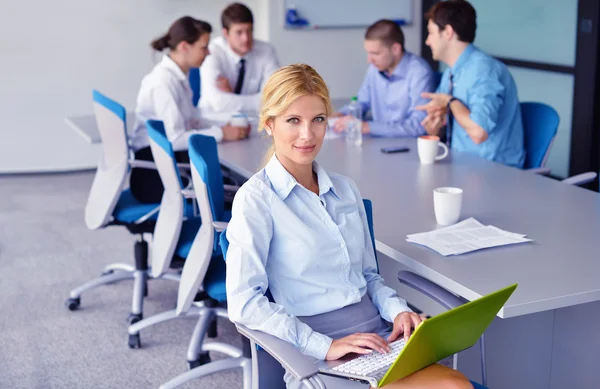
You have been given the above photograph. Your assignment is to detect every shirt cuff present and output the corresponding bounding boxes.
[302,331,333,360]
[382,297,412,323]
[201,125,224,143]
[367,120,387,137]
[469,111,495,134]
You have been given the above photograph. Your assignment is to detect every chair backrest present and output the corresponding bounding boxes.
[521,102,559,169]
[219,198,378,389]
[189,67,201,106]
[84,90,130,230]
[175,134,224,315]
[433,71,443,89]
[189,134,226,222]
[147,119,186,278]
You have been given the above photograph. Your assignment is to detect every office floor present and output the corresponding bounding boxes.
[0,171,243,388]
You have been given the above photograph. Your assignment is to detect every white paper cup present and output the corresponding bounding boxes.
[230,113,249,127]
[433,187,463,225]
[418,135,449,164]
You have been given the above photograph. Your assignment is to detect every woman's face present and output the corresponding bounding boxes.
[267,95,327,171]
[183,33,211,68]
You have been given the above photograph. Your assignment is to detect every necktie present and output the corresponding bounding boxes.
[234,58,246,95]
[446,72,454,147]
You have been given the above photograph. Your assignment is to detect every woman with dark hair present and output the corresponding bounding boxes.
[130,16,250,203]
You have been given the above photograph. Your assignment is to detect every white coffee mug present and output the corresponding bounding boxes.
[418,135,449,164]
[433,187,463,225]
[230,113,249,127]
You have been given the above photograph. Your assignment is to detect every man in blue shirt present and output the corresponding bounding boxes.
[417,0,525,168]
[333,19,434,137]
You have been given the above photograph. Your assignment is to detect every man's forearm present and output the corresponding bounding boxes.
[449,99,488,144]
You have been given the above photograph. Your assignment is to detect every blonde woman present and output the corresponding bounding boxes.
[225,64,472,389]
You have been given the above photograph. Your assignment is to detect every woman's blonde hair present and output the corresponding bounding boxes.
[258,63,333,168]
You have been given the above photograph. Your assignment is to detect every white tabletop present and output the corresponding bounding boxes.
[217,135,600,318]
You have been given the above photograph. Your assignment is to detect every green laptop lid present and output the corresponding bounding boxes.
[378,283,517,387]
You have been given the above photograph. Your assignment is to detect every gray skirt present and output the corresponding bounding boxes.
[284,294,391,389]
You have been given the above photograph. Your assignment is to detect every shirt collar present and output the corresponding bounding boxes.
[451,44,475,74]
[160,54,187,82]
[218,36,245,64]
[379,52,411,80]
[265,155,340,200]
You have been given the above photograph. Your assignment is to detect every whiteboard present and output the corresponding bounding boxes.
[284,0,413,29]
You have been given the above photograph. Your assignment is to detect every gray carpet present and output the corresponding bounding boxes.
[0,172,243,389]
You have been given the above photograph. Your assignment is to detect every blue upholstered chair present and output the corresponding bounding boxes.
[66,90,179,324]
[189,67,201,106]
[154,133,249,389]
[521,102,560,174]
[126,119,206,347]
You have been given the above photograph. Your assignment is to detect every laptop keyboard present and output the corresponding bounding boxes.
[331,339,406,377]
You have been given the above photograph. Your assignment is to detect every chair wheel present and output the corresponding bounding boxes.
[188,352,211,369]
[65,297,80,311]
[128,333,141,349]
[128,313,143,325]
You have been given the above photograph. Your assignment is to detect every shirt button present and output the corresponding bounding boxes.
[340,242,346,249]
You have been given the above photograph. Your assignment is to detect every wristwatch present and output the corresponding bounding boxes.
[447,97,459,107]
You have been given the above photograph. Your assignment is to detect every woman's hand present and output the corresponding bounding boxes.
[325,333,391,361]
[387,311,427,343]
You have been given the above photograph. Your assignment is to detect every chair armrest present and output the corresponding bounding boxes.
[223,184,240,192]
[181,189,195,199]
[562,172,597,186]
[397,271,466,310]
[133,205,160,224]
[235,323,320,381]
[212,221,228,232]
[526,167,551,175]
[129,160,157,170]
[180,171,193,189]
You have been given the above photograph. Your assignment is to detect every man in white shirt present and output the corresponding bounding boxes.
[200,2,280,113]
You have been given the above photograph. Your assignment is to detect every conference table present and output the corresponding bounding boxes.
[217,133,600,389]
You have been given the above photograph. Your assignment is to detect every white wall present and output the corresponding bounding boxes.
[0,0,266,173]
[267,0,423,99]
[0,0,423,173]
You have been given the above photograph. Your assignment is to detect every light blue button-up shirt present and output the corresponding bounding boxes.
[341,52,434,137]
[226,155,411,360]
[438,45,525,168]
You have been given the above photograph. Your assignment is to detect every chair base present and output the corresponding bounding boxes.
[159,344,251,389]
[66,239,181,322]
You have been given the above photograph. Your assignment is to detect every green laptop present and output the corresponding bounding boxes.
[317,283,517,387]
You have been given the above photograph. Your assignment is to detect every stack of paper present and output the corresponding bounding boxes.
[407,218,532,256]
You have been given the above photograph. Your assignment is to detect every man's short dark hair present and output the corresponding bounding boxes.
[365,19,405,50]
[425,0,477,43]
[221,2,254,31]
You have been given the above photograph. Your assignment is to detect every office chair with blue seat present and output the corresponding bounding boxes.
[189,67,201,106]
[154,134,250,389]
[221,199,488,389]
[521,102,560,174]
[127,123,239,362]
[66,90,180,324]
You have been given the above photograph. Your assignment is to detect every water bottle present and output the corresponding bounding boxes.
[346,96,363,146]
